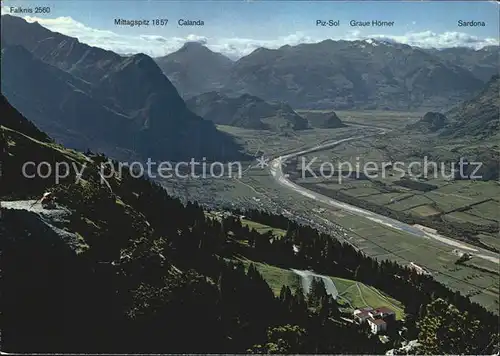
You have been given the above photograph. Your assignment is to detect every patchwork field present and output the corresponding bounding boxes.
[467,200,500,222]
[444,211,496,226]
[409,204,441,217]
[294,176,499,248]
[476,233,500,252]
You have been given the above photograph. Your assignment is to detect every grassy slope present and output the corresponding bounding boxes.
[235,256,405,320]
[240,219,286,237]
[205,212,287,238]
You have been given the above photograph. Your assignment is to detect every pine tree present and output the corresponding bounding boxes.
[307,277,328,309]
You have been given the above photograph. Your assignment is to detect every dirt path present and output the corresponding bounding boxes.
[355,283,369,307]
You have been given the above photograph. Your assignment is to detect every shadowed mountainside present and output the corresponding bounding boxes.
[1,15,246,162]
[186,92,310,131]
[299,111,346,129]
[155,42,233,98]
[442,75,500,138]
[408,75,499,139]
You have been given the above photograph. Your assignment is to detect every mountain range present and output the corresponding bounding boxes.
[1,15,499,353]
[399,75,499,181]
[1,15,245,162]
[298,111,346,129]
[407,112,449,133]
[425,46,499,82]
[155,42,233,98]
[156,39,498,110]
[1,14,498,164]
[186,92,309,131]
[409,75,499,138]
[443,75,499,138]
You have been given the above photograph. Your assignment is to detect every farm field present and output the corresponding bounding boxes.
[467,200,500,222]
[295,176,499,248]
[475,233,500,252]
[409,204,441,217]
[317,209,499,312]
[279,124,500,313]
[444,211,496,226]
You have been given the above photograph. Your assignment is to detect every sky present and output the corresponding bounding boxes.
[2,0,499,59]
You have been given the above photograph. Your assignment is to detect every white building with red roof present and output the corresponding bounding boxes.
[353,306,396,334]
[367,318,387,334]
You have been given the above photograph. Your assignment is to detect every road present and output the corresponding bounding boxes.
[269,132,500,265]
[291,269,339,299]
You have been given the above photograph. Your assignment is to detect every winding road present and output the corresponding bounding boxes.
[269,130,500,265]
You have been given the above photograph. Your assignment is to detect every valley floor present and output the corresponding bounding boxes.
[159,111,500,313]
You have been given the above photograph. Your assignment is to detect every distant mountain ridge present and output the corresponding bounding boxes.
[408,75,499,138]
[299,111,346,129]
[425,46,499,82]
[407,112,449,133]
[156,39,496,111]
[226,39,485,110]
[2,45,157,157]
[155,42,233,98]
[186,92,309,131]
[1,15,245,162]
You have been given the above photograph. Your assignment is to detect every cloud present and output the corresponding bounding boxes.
[7,14,499,59]
[19,16,198,57]
[1,5,11,15]
[186,34,208,45]
[10,15,320,58]
[204,32,317,59]
[365,31,499,49]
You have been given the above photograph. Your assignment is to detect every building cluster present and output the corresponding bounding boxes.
[353,306,396,334]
